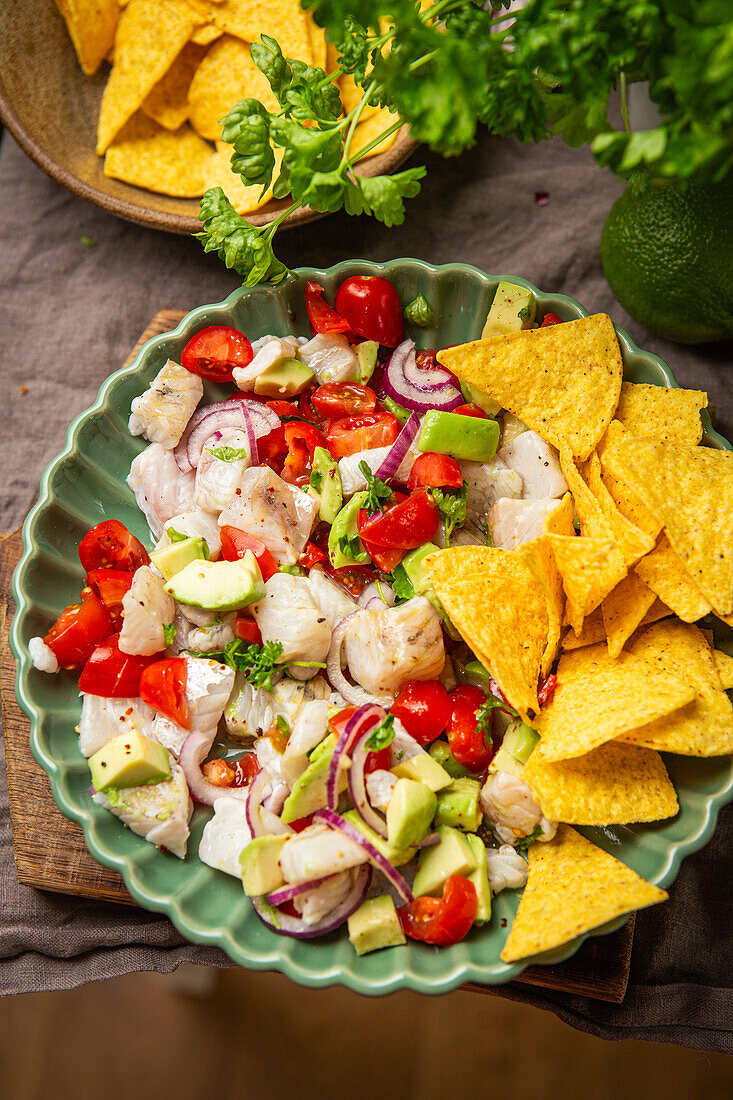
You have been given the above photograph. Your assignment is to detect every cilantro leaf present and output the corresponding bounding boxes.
[404,292,434,327]
[389,563,415,602]
[516,825,543,852]
[206,446,250,462]
[359,461,394,514]
[208,639,284,692]
[365,712,395,751]
[276,714,290,736]
[163,622,177,647]
[250,34,292,101]
[431,485,467,547]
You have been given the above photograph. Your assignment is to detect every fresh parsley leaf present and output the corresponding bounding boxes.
[276,714,290,737]
[208,639,284,692]
[365,712,395,751]
[80,235,95,248]
[359,168,425,227]
[404,292,434,327]
[309,468,323,492]
[206,445,250,462]
[220,98,276,189]
[196,188,290,287]
[163,622,177,647]
[359,461,394,514]
[431,485,467,547]
[166,527,188,544]
[250,34,293,101]
[516,825,543,852]
[389,563,415,602]
[338,533,369,564]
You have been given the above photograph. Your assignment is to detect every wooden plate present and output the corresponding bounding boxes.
[0,0,417,235]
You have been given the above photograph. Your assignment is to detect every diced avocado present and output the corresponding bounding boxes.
[150,536,208,581]
[166,552,265,612]
[402,542,441,596]
[311,446,343,525]
[280,732,347,823]
[342,809,416,867]
[309,730,337,765]
[328,491,369,569]
[412,824,479,898]
[481,281,537,339]
[502,720,540,764]
[501,411,529,446]
[463,660,492,690]
[459,380,502,417]
[356,340,378,383]
[490,747,525,778]
[386,778,437,849]
[239,835,288,896]
[383,395,411,424]
[465,833,492,924]
[89,731,170,792]
[391,752,451,792]
[253,357,315,398]
[278,563,306,577]
[433,777,482,832]
[418,410,499,462]
[428,741,474,780]
[348,895,406,955]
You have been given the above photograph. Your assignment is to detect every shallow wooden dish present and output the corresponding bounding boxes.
[0,0,417,235]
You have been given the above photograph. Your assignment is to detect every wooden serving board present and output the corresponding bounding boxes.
[0,310,634,1003]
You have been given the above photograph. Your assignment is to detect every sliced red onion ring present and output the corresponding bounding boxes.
[357,580,396,610]
[314,808,413,903]
[266,875,333,906]
[251,864,371,939]
[326,613,393,708]
[326,703,385,810]
[375,412,420,481]
[179,731,249,807]
[347,727,389,839]
[241,404,259,466]
[383,340,463,414]
[174,399,278,471]
[244,767,277,835]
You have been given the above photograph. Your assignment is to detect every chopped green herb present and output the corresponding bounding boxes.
[276,714,290,737]
[479,519,493,547]
[359,461,394,515]
[517,305,532,323]
[404,292,435,327]
[208,639,284,692]
[309,467,323,493]
[206,445,250,462]
[389,563,415,602]
[289,660,328,669]
[431,486,468,547]
[516,825,544,852]
[163,622,177,647]
[80,235,96,248]
[365,713,395,751]
[166,527,188,544]
[338,533,369,564]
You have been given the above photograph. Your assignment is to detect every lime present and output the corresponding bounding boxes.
[600,176,733,344]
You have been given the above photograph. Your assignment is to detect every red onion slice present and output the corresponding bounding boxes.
[244,767,277,835]
[174,399,279,471]
[357,580,396,610]
[326,703,385,810]
[241,405,259,466]
[266,875,333,906]
[326,613,394,708]
[251,864,371,939]
[375,412,420,481]
[314,808,413,903]
[347,728,389,839]
[383,340,463,413]
[179,731,249,807]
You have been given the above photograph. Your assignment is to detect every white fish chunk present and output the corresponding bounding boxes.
[29,637,58,674]
[154,510,222,559]
[293,868,356,925]
[199,796,252,878]
[232,335,301,391]
[461,456,523,514]
[365,769,397,813]
[281,699,331,787]
[218,466,317,565]
[93,756,192,858]
[148,657,236,756]
[254,736,285,780]
[224,675,335,741]
[485,844,529,893]
[77,695,156,758]
[195,428,252,514]
[307,568,358,630]
[119,565,175,656]
[299,333,359,383]
[480,770,557,846]
[499,430,567,500]
[127,443,196,539]
[129,360,203,449]
[253,574,331,678]
[279,823,366,884]
[338,443,418,497]
[344,596,444,696]
[187,613,236,654]
[488,497,566,551]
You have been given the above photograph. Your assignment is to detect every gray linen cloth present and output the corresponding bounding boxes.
[1,132,732,1050]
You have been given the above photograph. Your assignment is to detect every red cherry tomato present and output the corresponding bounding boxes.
[326,411,400,460]
[538,673,558,707]
[234,615,262,645]
[391,680,451,746]
[299,389,323,424]
[78,520,149,573]
[328,705,358,739]
[181,325,253,383]
[541,312,562,327]
[299,542,329,570]
[290,812,316,833]
[446,684,494,772]
[453,403,489,419]
[44,588,113,668]
[311,383,377,419]
[335,276,404,347]
[78,634,161,697]
[398,874,478,946]
[234,754,260,786]
[305,281,353,336]
[282,421,327,483]
[258,425,288,465]
[364,746,393,775]
[139,658,190,729]
[85,569,135,624]
[328,564,380,598]
[407,452,463,491]
[358,535,405,574]
[358,489,439,550]
[219,526,278,580]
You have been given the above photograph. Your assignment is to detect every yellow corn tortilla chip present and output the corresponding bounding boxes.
[516,536,564,677]
[437,315,623,461]
[615,381,707,447]
[542,491,575,537]
[500,825,667,962]
[104,113,212,196]
[585,452,655,566]
[305,10,327,71]
[534,642,696,761]
[562,606,606,650]
[620,621,733,756]
[596,420,662,539]
[188,35,279,142]
[634,534,712,623]
[141,41,207,131]
[55,0,119,75]
[350,108,401,158]
[210,141,282,214]
[97,0,197,154]
[613,438,733,616]
[191,25,222,44]
[186,0,313,62]
[713,649,733,690]
[601,571,657,659]
[424,548,547,721]
[546,534,627,636]
[523,741,678,825]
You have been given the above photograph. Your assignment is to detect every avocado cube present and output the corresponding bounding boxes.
[412,825,479,898]
[328,491,368,570]
[391,752,451,792]
[253,357,315,398]
[89,731,171,792]
[348,895,406,955]
[356,341,378,383]
[342,810,416,867]
[502,720,540,765]
[489,747,525,779]
[417,410,499,463]
[433,778,482,832]
[401,542,441,596]
[281,737,348,825]
[150,536,208,581]
[428,741,474,780]
[481,281,537,339]
[386,778,437,849]
[311,446,343,525]
[465,834,492,924]
[239,835,288,896]
[459,380,502,417]
[166,553,265,612]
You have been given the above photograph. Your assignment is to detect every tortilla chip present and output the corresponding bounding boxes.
[596,421,663,539]
[615,381,707,447]
[97,0,197,153]
[546,534,627,636]
[543,491,575,537]
[613,439,733,616]
[55,0,119,75]
[523,742,678,825]
[210,141,281,214]
[424,548,547,721]
[305,10,327,71]
[141,41,207,131]
[516,536,565,677]
[436,315,623,461]
[601,572,657,659]
[104,114,212,196]
[500,825,667,962]
[186,0,313,62]
[350,107,401,158]
[562,606,606,650]
[534,642,696,761]
[713,649,733,690]
[620,621,733,756]
[585,452,655,566]
[188,34,279,141]
[634,534,712,623]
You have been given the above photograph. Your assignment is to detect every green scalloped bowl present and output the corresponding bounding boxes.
[10,259,733,995]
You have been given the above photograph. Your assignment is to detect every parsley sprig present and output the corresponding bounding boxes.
[208,639,285,692]
[365,713,396,751]
[432,486,467,547]
[359,461,394,514]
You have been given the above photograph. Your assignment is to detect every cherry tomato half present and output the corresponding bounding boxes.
[282,421,327,484]
[358,535,405,574]
[220,526,278,580]
[335,276,404,347]
[541,312,562,327]
[44,588,113,668]
[328,564,379,598]
[85,569,134,624]
[258,424,288,465]
[234,615,262,645]
[446,684,494,772]
[299,542,329,570]
[78,520,149,573]
[326,411,400,460]
[311,382,377,419]
[202,753,259,789]
[391,680,451,746]
[538,673,558,707]
[364,746,392,774]
[78,634,161,697]
[305,281,353,336]
[407,452,463,491]
[453,403,489,419]
[139,658,190,729]
[181,325,253,383]
[398,874,478,946]
[358,489,439,550]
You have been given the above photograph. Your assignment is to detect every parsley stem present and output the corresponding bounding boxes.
[619,72,631,135]
[342,78,379,164]
[350,119,402,163]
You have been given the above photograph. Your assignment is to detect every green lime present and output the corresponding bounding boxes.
[600,175,733,344]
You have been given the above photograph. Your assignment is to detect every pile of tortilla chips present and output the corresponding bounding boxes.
[430,313,733,962]
[54,0,401,211]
